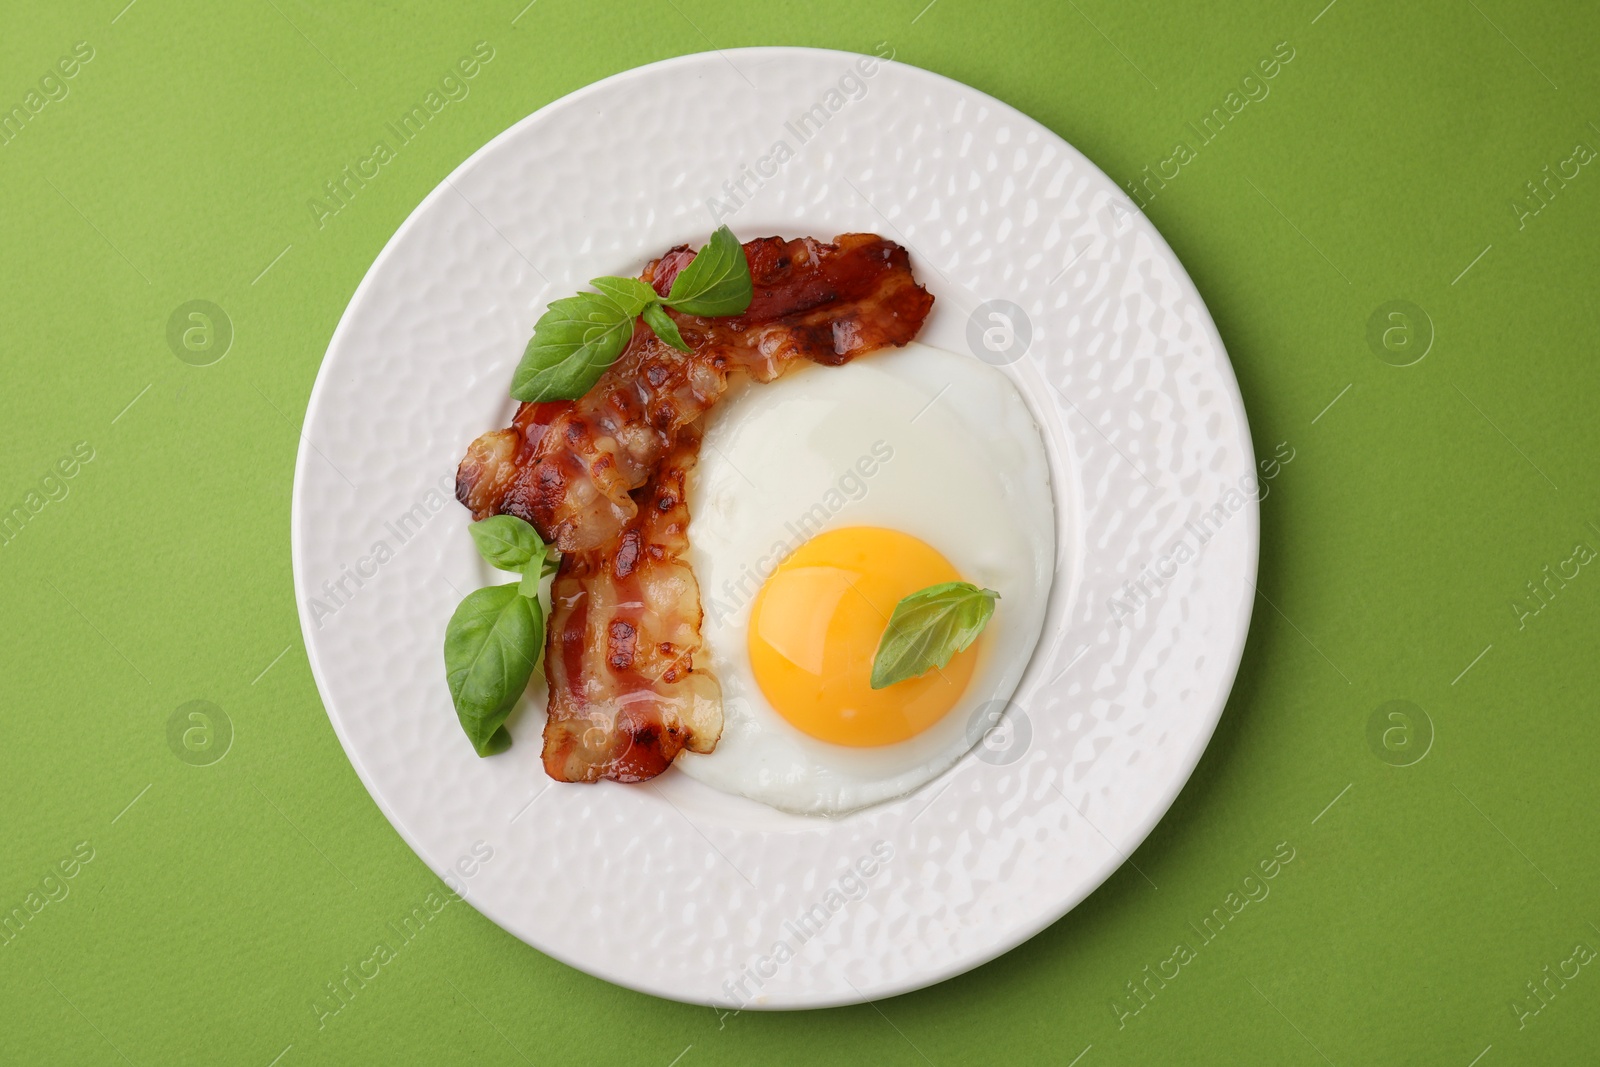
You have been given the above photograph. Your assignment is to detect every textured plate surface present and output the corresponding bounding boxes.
[291,46,1258,1009]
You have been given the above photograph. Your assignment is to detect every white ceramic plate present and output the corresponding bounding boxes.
[292,46,1257,1009]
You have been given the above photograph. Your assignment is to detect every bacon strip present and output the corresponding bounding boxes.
[457,234,933,782]
[540,429,720,782]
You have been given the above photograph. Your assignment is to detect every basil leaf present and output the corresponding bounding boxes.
[590,276,659,318]
[641,301,691,352]
[444,584,543,756]
[468,514,546,571]
[517,556,546,599]
[510,292,634,402]
[663,225,753,317]
[870,582,1000,689]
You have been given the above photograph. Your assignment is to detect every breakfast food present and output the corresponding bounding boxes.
[457,234,934,552]
[455,232,936,782]
[448,228,1054,811]
[683,344,1054,814]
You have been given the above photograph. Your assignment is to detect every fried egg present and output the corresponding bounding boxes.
[678,342,1055,815]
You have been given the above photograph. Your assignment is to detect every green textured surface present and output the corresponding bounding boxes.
[2,0,1596,1063]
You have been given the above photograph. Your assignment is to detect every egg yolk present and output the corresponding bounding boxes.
[747,526,980,747]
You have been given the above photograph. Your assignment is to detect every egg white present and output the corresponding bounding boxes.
[676,342,1056,816]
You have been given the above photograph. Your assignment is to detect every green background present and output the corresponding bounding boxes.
[2,0,1595,1063]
